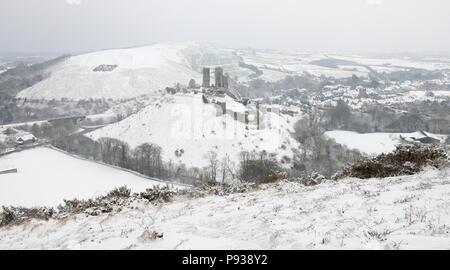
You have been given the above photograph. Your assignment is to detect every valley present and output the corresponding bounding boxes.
[0,42,449,250]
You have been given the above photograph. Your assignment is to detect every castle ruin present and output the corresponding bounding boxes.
[202,68,210,87]
[202,66,228,90]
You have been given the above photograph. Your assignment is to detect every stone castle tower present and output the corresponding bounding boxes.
[202,67,210,87]
[215,67,224,88]
[202,66,228,89]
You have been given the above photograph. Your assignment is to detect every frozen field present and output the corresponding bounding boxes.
[0,147,180,207]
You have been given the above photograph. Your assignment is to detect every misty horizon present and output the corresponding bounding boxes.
[1,0,450,56]
[3,41,450,60]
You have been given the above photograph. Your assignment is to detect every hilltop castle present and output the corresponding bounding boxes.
[202,67,228,89]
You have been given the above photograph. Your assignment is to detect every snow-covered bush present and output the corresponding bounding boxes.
[337,144,448,179]
[201,182,254,196]
[57,198,114,216]
[0,206,54,227]
[137,186,174,203]
[106,186,132,198]
[292,172,327,186]
[179,182,255,198]
[93,64,118,72]
[57,186,133,216]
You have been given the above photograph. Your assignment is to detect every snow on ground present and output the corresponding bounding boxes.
[0,120,48,130]
[406,90,450,100]
[331,54,450,71]
[432,90,450,97]
[0,147,182,207]
[241,52,368,80]
[324,130,448,156]
[0,167,448,249]
[241,51,450,81]
[87,93,300,168]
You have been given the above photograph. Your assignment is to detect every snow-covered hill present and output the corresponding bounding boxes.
[15,41,450,100]
[15,42,244,100]
[87,93,301,168]
[324,130,448,156]
[0,147,181,207]
[1,166,448,249]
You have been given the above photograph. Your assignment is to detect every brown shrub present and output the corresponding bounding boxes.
[258,169,288,186]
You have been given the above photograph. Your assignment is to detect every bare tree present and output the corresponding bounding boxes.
[205,151,219,182]
[220,154,234,183]
[134,143,163,177]
[98,137,131,168]
[238,150,280,183]
[188,79,196,89]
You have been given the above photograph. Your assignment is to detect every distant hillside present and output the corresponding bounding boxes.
[13,42,450,100]
[0,55,69,97]
[16,42,248,100]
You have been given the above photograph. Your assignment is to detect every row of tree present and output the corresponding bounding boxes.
[0,97,110,125]
[52,132,283,184]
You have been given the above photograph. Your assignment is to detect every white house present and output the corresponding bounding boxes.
[16,134,37,145]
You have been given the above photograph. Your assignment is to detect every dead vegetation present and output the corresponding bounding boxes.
[337,144,448,179]
[365,229,392,241]
[394,194,416,204]
[258,169,288,185]
[138,229,164,242]
[257,169,328,187]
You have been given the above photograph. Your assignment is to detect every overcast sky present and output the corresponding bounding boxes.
[1,0,449,55]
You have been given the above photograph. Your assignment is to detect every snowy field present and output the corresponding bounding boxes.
[325,130,448,156]
[0,147,181,207]
[0,167,448,249]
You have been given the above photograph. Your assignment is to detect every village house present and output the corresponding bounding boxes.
[16,133,37,146]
